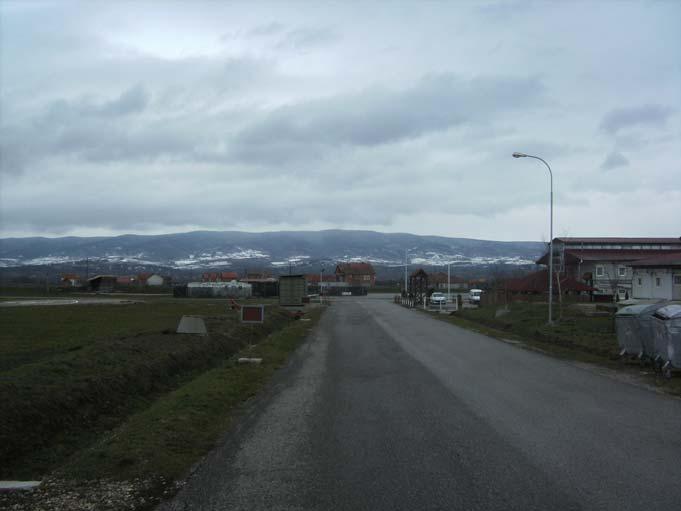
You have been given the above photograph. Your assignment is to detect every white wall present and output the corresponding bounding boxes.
[147,274,164,286]
[632,268,673,300]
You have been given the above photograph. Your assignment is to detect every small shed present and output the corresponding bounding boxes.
[279,275,306,306]
[88,275,117,293]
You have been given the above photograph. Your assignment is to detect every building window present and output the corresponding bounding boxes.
[674,276,681,285]
[596,266,605,277]
[618,266,626,277]
[655,277,661,287]
[637,278,642,286]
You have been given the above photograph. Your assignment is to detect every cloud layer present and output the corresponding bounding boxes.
[1,0,680,239]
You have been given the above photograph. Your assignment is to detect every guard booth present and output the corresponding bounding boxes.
[279,275,306,306]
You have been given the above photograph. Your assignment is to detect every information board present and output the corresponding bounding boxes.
[241,304,265,324]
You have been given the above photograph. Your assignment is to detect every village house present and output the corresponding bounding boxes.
[88,275,117,293]
[537,237,681,301]
[137,272,166,286]
[335,262,376,287]
[60,273,82,288]
[502,269,595,301]
[630,253,681,301]
[427,271,467,291]
[116,276,136,286]
[202,271,239,282]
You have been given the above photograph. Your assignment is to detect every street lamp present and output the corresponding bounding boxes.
[512,151,554,325]
[404,249,409,296]
[320,267,324,303]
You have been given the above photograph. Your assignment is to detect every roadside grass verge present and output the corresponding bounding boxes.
[62,307,322,483]
[0,299,288,479]
[418,302,681,395]
[0,297,275,371]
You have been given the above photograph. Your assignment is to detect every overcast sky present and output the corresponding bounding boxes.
[1,0,679,241]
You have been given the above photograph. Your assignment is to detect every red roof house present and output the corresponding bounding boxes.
[335,262,376,287]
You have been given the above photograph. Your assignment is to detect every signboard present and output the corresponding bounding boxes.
[241,304,265,324]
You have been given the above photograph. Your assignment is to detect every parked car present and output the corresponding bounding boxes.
[430,292,447,306]
[469,289,483,304]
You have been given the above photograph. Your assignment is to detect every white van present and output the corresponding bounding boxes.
[469,289,483,304]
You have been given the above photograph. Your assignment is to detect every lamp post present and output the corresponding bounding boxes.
[404,249,409,296]
[512,151,554,325]
[447,261,451,302]
[320,268,324,303]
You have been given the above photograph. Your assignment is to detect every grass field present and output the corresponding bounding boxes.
[0,295,301,480]
[425,301,681,395]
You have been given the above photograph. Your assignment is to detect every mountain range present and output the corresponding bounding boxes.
[0,230,546,278]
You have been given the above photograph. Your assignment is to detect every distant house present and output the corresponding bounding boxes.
[245,270,271,280]
[537,237,681,301]
[116,276,136,286]
[428,271,466,290]
[241,276,278,297]
[202,271,239,282]
[147,274,165,286]
[335,262,376,287]
[60,273,82,287]
[138,272,165,286]
[88,275,117,293]
[630,253,681,301]
[503,269,595,298]
[305,274,336,292]
[137,272,152,285]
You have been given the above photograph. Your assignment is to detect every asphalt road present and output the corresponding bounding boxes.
[160,295,681,511]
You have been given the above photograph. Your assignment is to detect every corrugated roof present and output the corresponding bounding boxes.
[629,252,681,267]
[556,237,681,244]
[505,269,595,293]
[536,249,681,265]
[306,274,336,283]
[335,262,376,274]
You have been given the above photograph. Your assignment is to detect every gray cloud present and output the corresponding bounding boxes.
[601,151,629,170]
[600,104,675,134]
[1,1,680,239]
[247,22,286,37]
[233,74,546,163]
[275,27,340,50]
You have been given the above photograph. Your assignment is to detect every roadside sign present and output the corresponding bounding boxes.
[241,304,265,324]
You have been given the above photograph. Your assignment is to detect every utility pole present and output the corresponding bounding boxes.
[513,152,555,325]
[404,249,408,296]
[447,262,451,302]
[320,267,324,303]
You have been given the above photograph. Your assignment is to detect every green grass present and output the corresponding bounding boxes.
[454,302,618,357]
[422,302,681,395]
[62,308,322,483]
[0,297,287,478]
[0,297,274,371]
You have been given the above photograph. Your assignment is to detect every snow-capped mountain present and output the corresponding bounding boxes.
[0,230,546,271]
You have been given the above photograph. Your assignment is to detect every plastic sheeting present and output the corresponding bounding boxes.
[186,281,252,298]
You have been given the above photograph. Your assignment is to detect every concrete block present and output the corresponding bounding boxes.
[0,481,41,491]
[176,316,207,335]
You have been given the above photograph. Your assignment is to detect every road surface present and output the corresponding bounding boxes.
[160,295,681,511]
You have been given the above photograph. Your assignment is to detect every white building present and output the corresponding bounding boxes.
[147,274,165,286]
[631,254,681,301]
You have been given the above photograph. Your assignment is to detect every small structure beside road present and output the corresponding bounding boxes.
[279,275,306,306]
[87,275,117,293]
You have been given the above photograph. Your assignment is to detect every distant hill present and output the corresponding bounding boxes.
[0,230,546,275]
